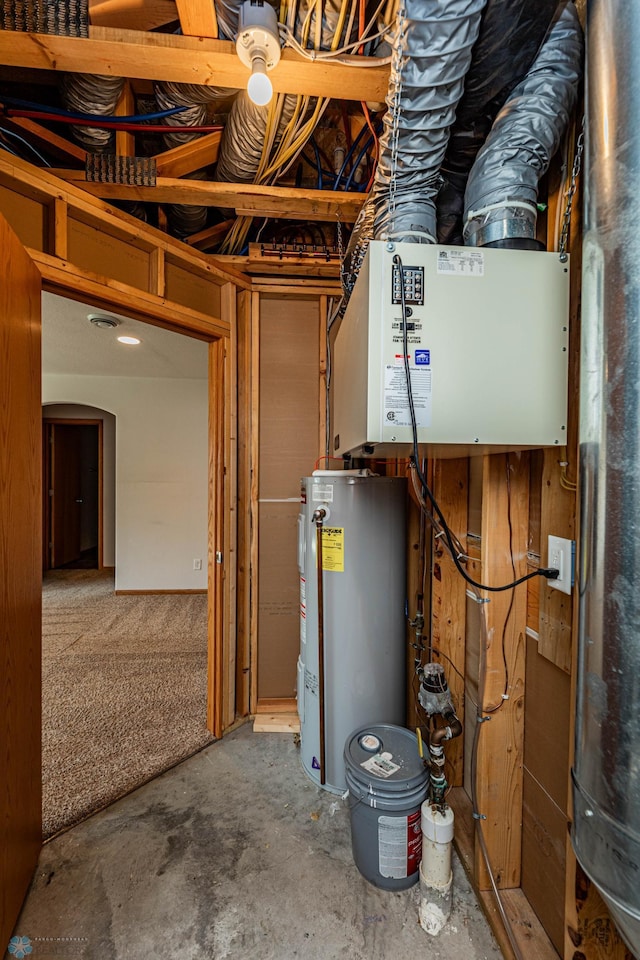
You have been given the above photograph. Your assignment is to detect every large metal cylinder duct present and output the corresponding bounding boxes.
[372,0,487,245]
[463,0,583,248]
[59,74,125,151]
[436,0,560,244]
[573,1,640,955]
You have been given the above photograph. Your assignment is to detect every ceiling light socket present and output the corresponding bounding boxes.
[88,313,120,330]
[236,0,281,103]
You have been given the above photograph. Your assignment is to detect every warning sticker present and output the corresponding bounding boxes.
[313,484,334,503]
[384,365,432,428]
[320,527,344,572]
[436,248,484,276]
[378,811,422,879]
[361,753,401,779]
[300,577,307,644]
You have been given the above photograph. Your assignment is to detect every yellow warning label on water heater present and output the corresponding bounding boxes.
[321,527,344,572]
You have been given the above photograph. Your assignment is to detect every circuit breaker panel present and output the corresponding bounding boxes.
[332,241,570,459]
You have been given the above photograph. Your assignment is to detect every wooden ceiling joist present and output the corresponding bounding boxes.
[154,131,223,178]
[1,118,87,165]
[0,27,389,101]
[174,0,218,38]
[47,171,366,221]
[88,0,179,31]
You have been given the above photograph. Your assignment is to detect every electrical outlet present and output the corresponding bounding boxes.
[547,535,574,595]
[193,558,202,571]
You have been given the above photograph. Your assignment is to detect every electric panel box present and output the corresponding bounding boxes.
[332,241,570,458]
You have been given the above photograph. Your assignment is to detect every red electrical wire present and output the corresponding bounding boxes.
[4,109,224,135]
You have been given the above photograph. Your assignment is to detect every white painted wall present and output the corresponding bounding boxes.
[42,403,116,566]
[42,376,208,591]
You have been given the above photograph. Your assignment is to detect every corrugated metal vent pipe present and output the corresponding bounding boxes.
[573,1,640,956]
[341,0,487,297]
[463,0,583,248]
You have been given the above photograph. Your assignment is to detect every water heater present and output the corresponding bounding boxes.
[297,472,406,793]
[332,240,570,458]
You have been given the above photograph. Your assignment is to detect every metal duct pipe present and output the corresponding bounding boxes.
[59,74,125,151]
[372,0,487,245]
[341,0,486,298]
[436,0,560,244]
[463,0,583,248]
[573,1,640,956]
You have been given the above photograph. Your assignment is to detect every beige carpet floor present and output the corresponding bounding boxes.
[42,570,215,838]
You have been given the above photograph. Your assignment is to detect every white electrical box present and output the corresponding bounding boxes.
[332,241,570,458]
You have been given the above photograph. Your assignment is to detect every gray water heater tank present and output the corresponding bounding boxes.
[297,472,407,793]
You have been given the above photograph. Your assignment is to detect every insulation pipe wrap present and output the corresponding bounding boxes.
[59,74,126,151]
[463,0,583,248]
[372,0,487,245]
[419,803,455,936]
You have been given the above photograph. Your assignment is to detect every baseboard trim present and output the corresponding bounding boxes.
[114,589,208,595]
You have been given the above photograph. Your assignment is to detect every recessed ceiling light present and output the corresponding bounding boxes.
[117,336,141,345]
[88,313,120,330]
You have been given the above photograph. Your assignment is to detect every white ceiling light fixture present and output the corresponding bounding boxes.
[88,313,120,330]
[117,335,142,345]
[236,1,282,107]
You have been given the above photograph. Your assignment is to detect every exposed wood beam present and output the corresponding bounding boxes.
[89,0,179,30]
[175,0,218,38]
[185,219,234,250]
[154,131,223,178]
[0,27,389,102]
[48,171,366,221]
[115,81,135,157]
[1,118,87,165]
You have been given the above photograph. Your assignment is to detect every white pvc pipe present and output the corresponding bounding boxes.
[419,802,454,936]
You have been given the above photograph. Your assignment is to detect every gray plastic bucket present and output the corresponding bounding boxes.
[344,724,429,890]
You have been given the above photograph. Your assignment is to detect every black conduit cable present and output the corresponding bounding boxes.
[394,252,560,594]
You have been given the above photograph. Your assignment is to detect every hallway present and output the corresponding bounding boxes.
[13,725,501,959]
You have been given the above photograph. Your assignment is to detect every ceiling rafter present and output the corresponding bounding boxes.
[174,0,218,38]
[47,170,366,221]
[0,27,389,101]
[88,0,180,31]
[153,131,223,178]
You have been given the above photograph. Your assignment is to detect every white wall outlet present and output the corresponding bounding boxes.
[193,558,202,571]
[547,535,574,595]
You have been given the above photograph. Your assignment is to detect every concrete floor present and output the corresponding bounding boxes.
[11,725,501,960]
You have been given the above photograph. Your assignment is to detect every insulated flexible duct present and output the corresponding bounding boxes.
[574,1,640,955]
[436,0,560,244]
[342,0,487,297]
[59,74,125,151]
[462,0,583,248]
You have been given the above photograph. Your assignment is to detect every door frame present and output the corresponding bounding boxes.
[42,417,104,572]
[38,271,233,740]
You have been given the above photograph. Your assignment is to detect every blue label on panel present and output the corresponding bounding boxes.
[312,757,320,770]
[415,349,430,366]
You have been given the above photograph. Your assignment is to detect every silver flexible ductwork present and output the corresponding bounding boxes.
[573,0,640,956]
[342,0,486,296]
[373,0,486,244]
[463,0,583,248]
[436,0,560,244]
[60,73,125,151]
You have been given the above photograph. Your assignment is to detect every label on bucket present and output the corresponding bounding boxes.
[378,811,422,879]
[361,753,400,778]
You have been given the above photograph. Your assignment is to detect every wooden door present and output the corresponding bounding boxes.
[50,423,83,568]
[0,214,42,946]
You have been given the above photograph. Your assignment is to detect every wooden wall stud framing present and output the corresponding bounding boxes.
[475,452,529,891]
[249,292,260,715]
[431,458,469,787]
